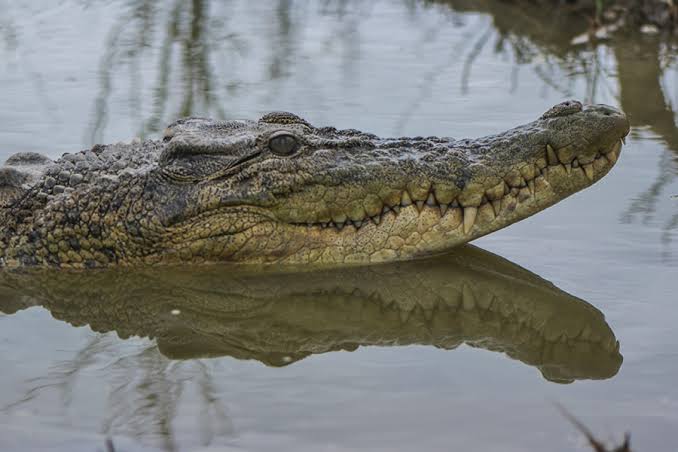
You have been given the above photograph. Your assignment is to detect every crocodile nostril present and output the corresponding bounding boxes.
[540,100,583,119]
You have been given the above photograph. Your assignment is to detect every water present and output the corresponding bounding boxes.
[0,1,677,451]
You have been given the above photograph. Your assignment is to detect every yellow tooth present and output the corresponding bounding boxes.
[527,179,535,195]
[546,144,559,165]
[611,139,622,155]
[534,175,549,192]
[518,187,531,202]
[399,308,412,324]
[593,156,607,173]
[583,164,594,181]
[463,206,478,234]
[520,164,537,180]
[604,140,622,165]
[401,190,412,206]
[491,200,501,216]
[564,163,572,175]
[606,143,620,163]
[479,203,495,221]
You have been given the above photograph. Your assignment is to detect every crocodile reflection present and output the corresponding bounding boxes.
[0,245,621,383]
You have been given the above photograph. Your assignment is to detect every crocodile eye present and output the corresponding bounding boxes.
[268,132,299,156]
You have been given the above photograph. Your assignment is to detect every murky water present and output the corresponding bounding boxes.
[1,1,677,451]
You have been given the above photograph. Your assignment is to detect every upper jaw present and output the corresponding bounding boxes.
[278,103,628,233]
[541,103,629,160]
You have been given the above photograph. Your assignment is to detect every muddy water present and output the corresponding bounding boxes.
[0,1,677,451]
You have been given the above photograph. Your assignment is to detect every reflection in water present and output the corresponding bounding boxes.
[1,245,621,375]
[614,36,678,250]
[88,0,232,143]
[0,9,18,53]
[0,245,622,447]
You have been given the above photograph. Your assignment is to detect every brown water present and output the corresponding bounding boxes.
[0,1,677,451]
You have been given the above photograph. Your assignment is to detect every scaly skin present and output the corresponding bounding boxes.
[0,246,622,382]
[0,101,629,268]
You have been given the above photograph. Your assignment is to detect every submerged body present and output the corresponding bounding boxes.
[0,101,629,268]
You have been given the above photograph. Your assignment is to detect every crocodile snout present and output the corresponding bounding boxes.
[584,104,630,139]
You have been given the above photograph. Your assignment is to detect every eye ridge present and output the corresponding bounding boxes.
[268,131,300,156]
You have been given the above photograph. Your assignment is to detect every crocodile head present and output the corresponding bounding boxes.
[154,100,629,265]
[0,100,629,267]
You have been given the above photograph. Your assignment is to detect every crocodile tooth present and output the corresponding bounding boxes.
[607,150,618,164]
[415,200,425,212]
[336,221,345,231]
[482,203,496,220]
[583,164,594,181]
[353,220,363,229]
[462,284,476,311]
[580,324,592,340]
[520,164,537,181]
[381,205,391,215]
[401,191,412,207]
[546,144,559,166]
[371,215,381,225]
[451,199,460,208]
[607,140,621,162]
[572,158,580,168]
[392,205,400,214]
[463,206,478,234]
[426,192,437,207]
[321,222,328,228]
[621,136,626,144]
[423,308,434,321]
[399,308,412,324]
[564,163,572,174]
[527,179,535,195]
[491,200,501,216]
[439,204,449,217]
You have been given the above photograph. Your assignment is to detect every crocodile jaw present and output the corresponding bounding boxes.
[268,140,624,265]
[153,104,629,266]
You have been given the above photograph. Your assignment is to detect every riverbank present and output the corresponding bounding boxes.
[507,0,677,32]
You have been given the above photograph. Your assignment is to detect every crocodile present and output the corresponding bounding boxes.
[0,245,622,383]
[0,100,629,268]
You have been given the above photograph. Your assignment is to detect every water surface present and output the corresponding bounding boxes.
[1,1,677,451]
